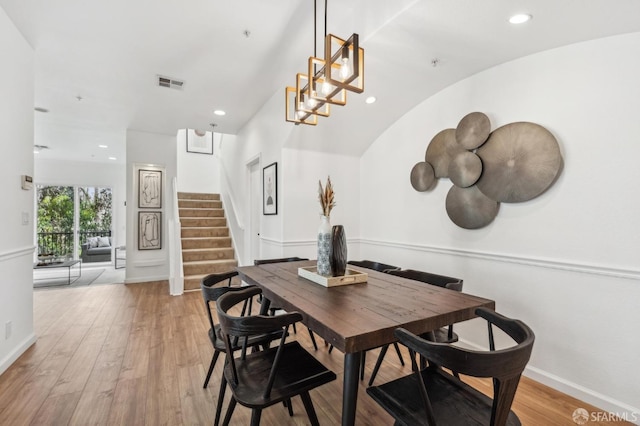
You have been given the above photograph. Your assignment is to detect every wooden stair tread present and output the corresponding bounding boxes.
[179,191,235,291]
[183,259,237,265]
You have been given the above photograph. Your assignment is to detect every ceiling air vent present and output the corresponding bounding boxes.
[157,75,185,90]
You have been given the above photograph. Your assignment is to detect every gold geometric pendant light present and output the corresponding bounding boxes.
[285,0,364,125]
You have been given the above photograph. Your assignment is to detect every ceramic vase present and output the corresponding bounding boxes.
[317,215,332,276]
[330,225,347,276]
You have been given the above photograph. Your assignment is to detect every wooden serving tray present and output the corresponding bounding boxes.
[298,266,368,287]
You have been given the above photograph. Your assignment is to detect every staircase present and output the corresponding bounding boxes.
[178,192,237,291]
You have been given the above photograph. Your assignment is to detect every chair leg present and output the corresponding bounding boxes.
[292,322,297,334]
[283,398,294,416]
[368,344,389,386]
[203,351,220,388]
[300,391,320,426]
[328,344,334,354]
[392,342,405,366]
[221,397,237,426]
[308,328,318,350]
[214,374,227,426]
[250,409,262,426]
[360,351,366,381]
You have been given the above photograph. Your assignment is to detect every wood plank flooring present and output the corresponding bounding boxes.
[0,282,630,425]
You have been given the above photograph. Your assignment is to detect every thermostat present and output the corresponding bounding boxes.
[21,175,33,190]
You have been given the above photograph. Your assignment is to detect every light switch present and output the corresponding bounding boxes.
[21,212,29,225]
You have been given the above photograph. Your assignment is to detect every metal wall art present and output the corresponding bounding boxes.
[411,112,563,229]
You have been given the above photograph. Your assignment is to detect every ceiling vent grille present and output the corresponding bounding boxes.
[157,75,185,90]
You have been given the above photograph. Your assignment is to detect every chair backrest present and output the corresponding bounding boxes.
[254,257,308,265]
[200,271,245,343]
[347,260,400,273]
[386,268,463,292]
[395,307,535,425]
[216,286,302,397]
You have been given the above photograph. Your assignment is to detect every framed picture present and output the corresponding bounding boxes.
[139,211,162,250]
[186,128,214,155]
[263,162,277,215]
[138,169,162,209]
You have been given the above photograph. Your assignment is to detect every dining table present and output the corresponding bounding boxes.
[236,260,495,426]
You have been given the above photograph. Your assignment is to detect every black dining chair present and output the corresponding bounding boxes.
[367,307,535,426]
[200,272,285,425]
[347,259,400,273]
[254,257,320,350]
[216,286,337,426]
[367,268,463,386]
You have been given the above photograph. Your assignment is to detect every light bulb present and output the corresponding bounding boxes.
[321,81,334,96]
[340,57,350,79]
[306,95,317,109]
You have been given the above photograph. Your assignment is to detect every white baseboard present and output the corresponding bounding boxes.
[124,275,169,284]
[458,337,639,423]
[524,366,640,424]
[0,333,37,377]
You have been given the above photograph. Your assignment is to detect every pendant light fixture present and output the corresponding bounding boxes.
[285,0,364,125]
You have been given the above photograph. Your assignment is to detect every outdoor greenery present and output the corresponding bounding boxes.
[37,185,112,257]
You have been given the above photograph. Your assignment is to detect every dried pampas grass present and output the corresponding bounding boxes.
[318,176,336,217]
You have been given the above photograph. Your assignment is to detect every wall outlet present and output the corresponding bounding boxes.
[5,321,11,340]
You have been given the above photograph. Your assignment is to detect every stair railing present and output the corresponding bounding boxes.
[168,177,184,295]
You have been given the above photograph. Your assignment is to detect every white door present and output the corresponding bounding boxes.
[249,161,261,263]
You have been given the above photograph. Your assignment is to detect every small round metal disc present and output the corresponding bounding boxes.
[410,161,435,192]
[456,112,491,150]
[476,122,562,203]
[425,128,465,178]
[446,185,499,229]
[448,151,483,188]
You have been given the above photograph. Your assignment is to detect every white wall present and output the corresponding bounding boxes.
[125,129,177,284]
[279,148,361,261]
[224,90,364,264]
[360,33,640,415]
[0,6,36,375]
[219,91,292,265]
[176,129,221,194]
[34,158,127,250]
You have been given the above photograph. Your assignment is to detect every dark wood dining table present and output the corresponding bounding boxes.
[236,260,495,426]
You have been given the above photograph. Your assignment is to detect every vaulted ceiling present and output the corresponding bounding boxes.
[3,0,640,162]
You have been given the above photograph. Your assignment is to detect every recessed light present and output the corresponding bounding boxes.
[33,149,40,154]
[108,157,117,160]
[509,13,532,24]
[365,96,377,104]
[214,110,226,116]
[99,144,108,149]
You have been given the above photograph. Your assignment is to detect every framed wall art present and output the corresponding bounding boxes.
[186,128,214,155]
[263,162,277,215]
[139,211,162,250]
[138,169,162,209]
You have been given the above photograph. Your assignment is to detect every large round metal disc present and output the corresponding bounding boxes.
[455,112,491,149]
[410,161,435,192]
[476,122,562,203]
[446,185,499,229]
[449,151,482,188]
[425,128,465,178]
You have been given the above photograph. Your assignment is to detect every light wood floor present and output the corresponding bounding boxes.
[0,282,629,425]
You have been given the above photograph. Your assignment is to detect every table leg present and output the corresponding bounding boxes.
[342,351,361,426]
